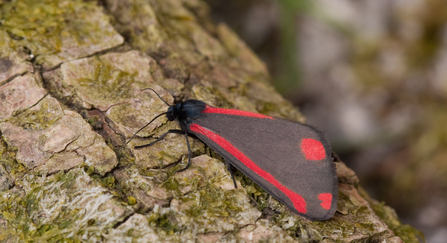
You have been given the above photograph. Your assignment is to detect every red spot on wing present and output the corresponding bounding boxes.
[300,138,326,160]
[318,193,332,210]
[203,106,273,119]
[189,123,306,214]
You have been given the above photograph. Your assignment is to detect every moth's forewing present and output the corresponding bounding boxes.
[189,113,337,220]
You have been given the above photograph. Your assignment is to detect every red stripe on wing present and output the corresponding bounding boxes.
[203,106,273,119]
[189,123,307,214]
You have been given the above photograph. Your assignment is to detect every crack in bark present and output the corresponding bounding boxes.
[112,212,135,229]
[0,70,29,87]
[10,93,49,118]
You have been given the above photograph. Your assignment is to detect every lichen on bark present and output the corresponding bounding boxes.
[0,0,423,242]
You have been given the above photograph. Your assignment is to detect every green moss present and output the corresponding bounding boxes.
[127,196,136,205]
[102,175,116,188]
[116,148,136,167]
[162,177,180,192]
[86,116,102,130]
[370,200,425,243]
[148,212,179,234]
[9,96,63,130]
[158,151,180,165]
[73,57,136,104]
[0,0,114,65]
[359,187,425,243]
[0,138,28,180]
[234,170,269,211]
[184,183,243,219]
[0,169,127,241]
[257,102,278,115]
[85,165,95,175]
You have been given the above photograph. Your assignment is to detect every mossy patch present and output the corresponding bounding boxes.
[0,0,123,68]
[9,96,64,130]
[0,138,27,180]
[0,169,131,242]
[360,187,425,243]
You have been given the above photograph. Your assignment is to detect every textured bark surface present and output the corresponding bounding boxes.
[0,0,423,242]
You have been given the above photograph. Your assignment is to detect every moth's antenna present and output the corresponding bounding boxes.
[126,112,167,145]
[126,88,171,145]
[140,88,170,106]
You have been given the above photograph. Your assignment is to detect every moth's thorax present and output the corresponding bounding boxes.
[167,100,208,127]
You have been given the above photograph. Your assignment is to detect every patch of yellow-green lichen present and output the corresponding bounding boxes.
[127,196,136,205]
[158,152,182,165]
[9,96,63,130]
[101,174,116,189]
[147,159,249,234]
[190,83,222,106]
[147,210,180,235]
[84,164,96,175]
[0,138,27,180]
[162,176,181,193]
[0,169,128,242]
[266,188,391,242]
[175,183,244,225]
[0,0,115,65]
[75,57,135,102]
[233,169,270,211]
[115,147,136,167]
[257,102,279,115]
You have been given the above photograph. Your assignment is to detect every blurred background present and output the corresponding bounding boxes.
[204,0,447,242]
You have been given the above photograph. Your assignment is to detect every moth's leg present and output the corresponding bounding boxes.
[224,160,238,189]
[177,132,193,172]
[134,129,185,149]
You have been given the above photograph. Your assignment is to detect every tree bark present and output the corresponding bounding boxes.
[0,0,423,242]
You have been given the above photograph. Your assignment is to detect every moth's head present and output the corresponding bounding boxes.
[166,105,176,121]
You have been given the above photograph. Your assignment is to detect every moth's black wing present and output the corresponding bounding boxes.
[189,114,338,220]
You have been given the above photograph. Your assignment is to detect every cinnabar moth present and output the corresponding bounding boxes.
[127,88,338,221]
